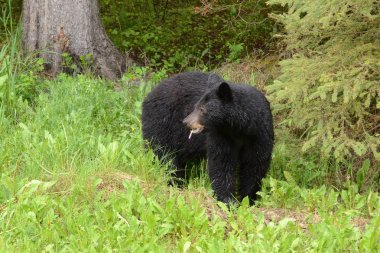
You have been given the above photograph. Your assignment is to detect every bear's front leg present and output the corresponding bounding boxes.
[207,134,239,205]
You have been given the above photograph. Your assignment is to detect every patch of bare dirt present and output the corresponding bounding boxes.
[96,171,135,192]
[253,208,370,231]
[254,207,316,229]
[94,171,150,200]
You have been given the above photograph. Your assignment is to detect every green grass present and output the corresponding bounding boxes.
[0,74,379,252]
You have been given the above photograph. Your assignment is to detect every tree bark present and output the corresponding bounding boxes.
[22,0,129,79]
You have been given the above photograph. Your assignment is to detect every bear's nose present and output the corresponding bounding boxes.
[183,111,204,130]
[183,110,201,127]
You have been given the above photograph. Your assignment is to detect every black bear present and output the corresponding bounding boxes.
[142,72,274,205]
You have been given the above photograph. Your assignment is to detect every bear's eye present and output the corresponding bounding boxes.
[199,106,207,114]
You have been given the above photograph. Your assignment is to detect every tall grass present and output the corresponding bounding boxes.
[1,0,18,111]
[0,0,45,118]
[0,73,379,252]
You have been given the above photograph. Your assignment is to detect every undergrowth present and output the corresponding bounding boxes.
[0,73,379,252]
[100,0,277,71]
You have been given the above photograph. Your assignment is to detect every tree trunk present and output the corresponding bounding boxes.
[22,0,130,79]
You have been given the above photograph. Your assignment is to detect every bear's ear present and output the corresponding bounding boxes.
[217,82,232,102]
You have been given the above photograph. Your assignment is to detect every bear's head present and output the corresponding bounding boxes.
[183,82,233,138]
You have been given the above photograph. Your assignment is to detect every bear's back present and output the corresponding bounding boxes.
[142,72,223,120]
[146,72,222,102]
[142,72,221,151]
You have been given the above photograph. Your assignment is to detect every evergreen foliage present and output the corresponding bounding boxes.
[267,0,380,163]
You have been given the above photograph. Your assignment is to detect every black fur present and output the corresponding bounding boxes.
[142,72,274,205]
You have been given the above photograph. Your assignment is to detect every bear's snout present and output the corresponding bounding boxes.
[183,111,204,135]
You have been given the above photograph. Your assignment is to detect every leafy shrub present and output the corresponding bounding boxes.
[267,0,380,165]
[100,0,276,71]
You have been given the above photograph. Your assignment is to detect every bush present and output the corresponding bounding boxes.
[100,0,276,71]
[267,0,380,165]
